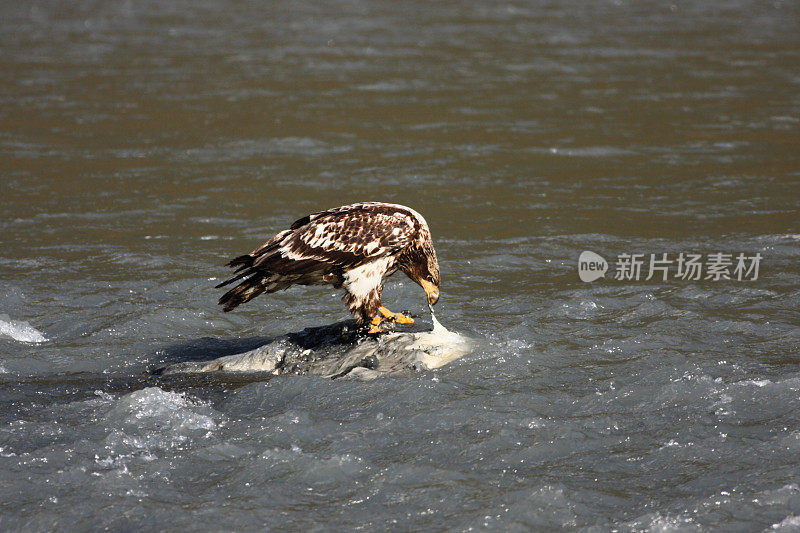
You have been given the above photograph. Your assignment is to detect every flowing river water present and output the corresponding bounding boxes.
[2,1,799,530]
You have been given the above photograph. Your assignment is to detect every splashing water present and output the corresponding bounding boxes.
[0,315,47,343]
[429,302,445,334]
[428,302,456,338]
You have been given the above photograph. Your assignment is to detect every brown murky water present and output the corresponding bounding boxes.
[2,1,800,530]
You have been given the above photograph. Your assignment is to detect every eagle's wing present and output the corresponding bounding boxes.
[217,204,417,311]
[264,204,417,271]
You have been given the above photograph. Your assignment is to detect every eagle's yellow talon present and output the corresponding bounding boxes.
[368,307,414,333]
[377,306,414,325]
[368,314,385,334]
[394,314,414,324]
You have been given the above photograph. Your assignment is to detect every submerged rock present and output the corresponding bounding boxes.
[153,317,473,380]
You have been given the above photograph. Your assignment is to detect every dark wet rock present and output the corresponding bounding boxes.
[152,317,473,380]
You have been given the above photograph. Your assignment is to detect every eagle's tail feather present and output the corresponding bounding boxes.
[218,275,268,312]
[215,269,250,289]
[227,253,254,269]
[214,255,254,289]
[216,247,326,310]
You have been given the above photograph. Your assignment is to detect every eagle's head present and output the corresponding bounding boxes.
[397,227,440,307]
[416,240,440,306]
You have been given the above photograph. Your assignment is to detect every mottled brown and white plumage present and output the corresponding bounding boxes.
[216,202,440,328]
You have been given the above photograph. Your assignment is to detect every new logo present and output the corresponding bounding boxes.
[578,251,608,282]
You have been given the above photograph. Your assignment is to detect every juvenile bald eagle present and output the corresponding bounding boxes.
[216,202,440,333]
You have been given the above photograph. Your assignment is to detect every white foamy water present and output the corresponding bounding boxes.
[0,315,47,343]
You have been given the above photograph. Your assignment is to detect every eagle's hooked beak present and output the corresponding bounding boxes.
[420,279,439,305]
